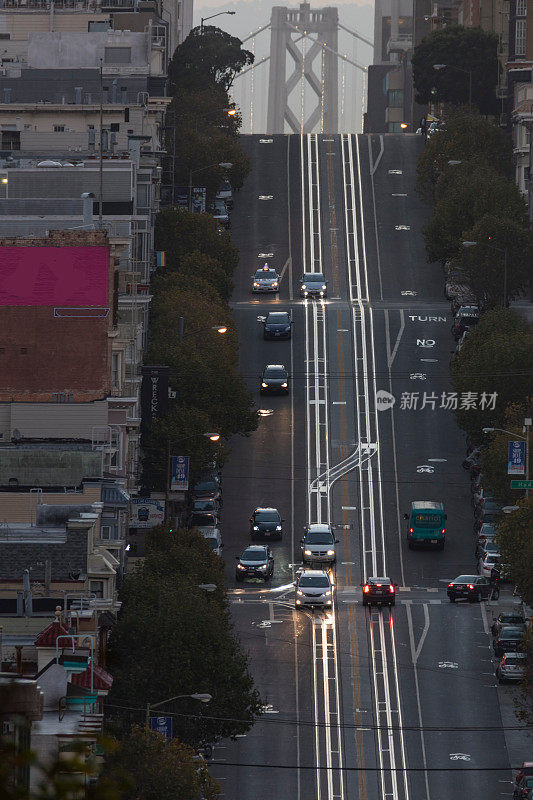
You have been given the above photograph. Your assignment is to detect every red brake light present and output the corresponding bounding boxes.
[448,582,453,588]
[467,584,474,590]
[363,585,370,593]
[442,528,445,534]
[389,584,395,593]
[376,583,382,587]
[409,527,413,533]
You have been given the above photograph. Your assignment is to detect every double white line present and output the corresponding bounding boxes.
[301,132,344,800]
[341,132,410,800]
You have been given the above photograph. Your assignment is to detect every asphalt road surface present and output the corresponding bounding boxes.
[212,134,516,800]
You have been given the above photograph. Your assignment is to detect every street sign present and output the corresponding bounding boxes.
[508,441,525,475]
[511,480,533,489]
[149,716,173,739]
[170,455,190,491]
[129,497,165,529]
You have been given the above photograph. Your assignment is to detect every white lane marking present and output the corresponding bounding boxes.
[388,169,403,174]
[427,458,447,462]
[259,138,273,143]
[279,256,292,282]
[385,308,405,368]
[417,465,434,473]
[332,401,346,405]
[450,753,471,761]
[401,290,417,296]
[420,358,438,362]
[417,339,435,347]
[259,195,274,200]
[438,662,458,669]
[395,225,410,231]
[258,252,274,258]
[406,603,431,800]
[370,134,384,175]
[391,193,407,197]
[337,328,349,332]
[410,373,426,380]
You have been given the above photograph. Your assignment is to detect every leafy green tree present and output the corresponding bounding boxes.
[450,310,533,441]
[168,26,254,94]
[100,727,220,800]
[496,495,533,606]
[480,401,533,503]
[155,209,239,276]
[412,25,499,114]
[423,165,528,263]
[461,214,533,308]
[106,531,262,746]
[169,85,241,139]
[417,110,513,199]
[173,124,250,195]
[179,251,234,301]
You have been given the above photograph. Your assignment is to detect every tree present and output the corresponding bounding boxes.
[450,310,533,441]
[416,110,513,199]
[461,214,533,308]
[412,25,499,114]
[173,124,251,195]
[496,495,533,606]
[155,209,239,277]
[106,531,262,746]
[169,85,242,139]
[480,401,533,503]
[168,26,254,94]
[179,251,234,301]
[423,165,528,264]
[100,727,220,800]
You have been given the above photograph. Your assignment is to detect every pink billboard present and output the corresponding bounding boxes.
[0,246,109,306]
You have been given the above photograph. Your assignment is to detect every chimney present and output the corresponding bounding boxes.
[81,192,95,226]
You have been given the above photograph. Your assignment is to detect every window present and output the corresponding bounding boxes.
[111,351,121,389]
[100,525,112,539]
[104,47,131,64]
[388,89,403,108]
[110,122,120,132]
[121,87,127,103]
[524,166,529,191]
[388,122,402,133]
[89,580,104,599]
[516,0,527,15]
[0,34,11,40]
[1,131,20,150]
[137,183,149,208]
[89,20,111,31]
[515,19,526,55]
[53,125,65,133]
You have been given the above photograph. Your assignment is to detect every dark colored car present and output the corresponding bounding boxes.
[474,500,502,521]
[191,479,221,503]
[190,498,220,516]
[493,625,526,656]
[300,272,328,298]
[362,577,396,607]
[474,508,501,533]
[260,364,289,394]
[515,775,533,798]
[451,305,479,340]
[250,507,283,539]
[188,512,218,530]
[447,574,492,602]
[262,311,292,340]
[491,609,526,636]
[252,266,280,293]
[209,198,230,228]
[235,545,274,581]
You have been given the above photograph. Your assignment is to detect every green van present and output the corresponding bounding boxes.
[404,501,446,550]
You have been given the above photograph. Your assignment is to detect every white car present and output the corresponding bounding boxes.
[199,527,223,557]
[295,569,333,608]
[478,551,500,578]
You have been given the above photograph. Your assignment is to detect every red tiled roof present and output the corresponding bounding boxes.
[34,621,70,648]
[72,664,113,691]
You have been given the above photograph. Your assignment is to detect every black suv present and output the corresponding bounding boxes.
[250,507,283,539]
[262,311,292,340]
[260,364,289,394]
[447,574,492,602]
[235,545,274,582]
[362,577,396,606]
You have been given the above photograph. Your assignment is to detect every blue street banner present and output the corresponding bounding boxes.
[508,441,525,475]
[149,716,173,739]
[170,455,190,491]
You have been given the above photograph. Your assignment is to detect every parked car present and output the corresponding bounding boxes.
[451,305,479,340]
[491,609,526,636]
[191,479,222,503]
[478,552,501,578]
[476,538,499,560]
[209,199,230,229]
[301,524,339,564]
[514,775,533,798]
[295,569,333,608]
[493,625,526,656]
[235,545,274,582]
[189,512,218,530]
[496,652,526,683]
[190,498,220,516]
[516,763,533,787]
[447,574,493,602]
[474,499,502,521]
[216,179,233,209]
[201,528,223,557]
[362,577,396,607]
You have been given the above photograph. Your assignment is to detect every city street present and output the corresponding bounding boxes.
[213,134,517,800]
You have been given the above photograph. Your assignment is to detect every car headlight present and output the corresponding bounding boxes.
[324,590,331,596]
[281,382,288,388]
[326,550,335,556]
[276,525,282,531]
[285,326,291,332]
[322,285,327,290]
[253,282,260,287]
[261,382,268,388]
[301,285,307,290]
[237,563,246,570]
[258,564,267,570]
[319,291,324,296]
[296,599,301,604]
[272,283,278,288]
[253,526,259,530]
[296,590,303,596]
[304,549,312,556]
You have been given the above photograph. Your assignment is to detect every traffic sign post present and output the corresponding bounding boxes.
[510,480,533,490]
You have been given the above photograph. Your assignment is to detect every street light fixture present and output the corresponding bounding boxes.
[178,317,228,342]
[462,240,509,308]
[448,160,462,165]
[200,11,236,34]
[188,161,233,213]
[146,692,212,727]
[433,63,472,112]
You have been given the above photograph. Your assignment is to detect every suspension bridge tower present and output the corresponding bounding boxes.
[267,3,339,134]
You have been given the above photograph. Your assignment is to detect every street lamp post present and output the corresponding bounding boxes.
[188,161,232,213]
[200,10,235,34]
[146,692,212,728]
[483,422,532,497]
[462,240,508,308]
[177,317,227,343]
[433,63,472,113]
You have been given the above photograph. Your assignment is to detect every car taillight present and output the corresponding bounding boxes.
[409,527,413,533]
[389,584,395,593]
[467,584,474,590]
[448,583,453,588]
[376,583,382,587]
[363,585,370,593]
[442,528,445,534]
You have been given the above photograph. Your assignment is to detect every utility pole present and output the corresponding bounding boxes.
[99,58,104,226]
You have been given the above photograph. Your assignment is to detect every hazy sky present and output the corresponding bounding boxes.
[192,0,375,134]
